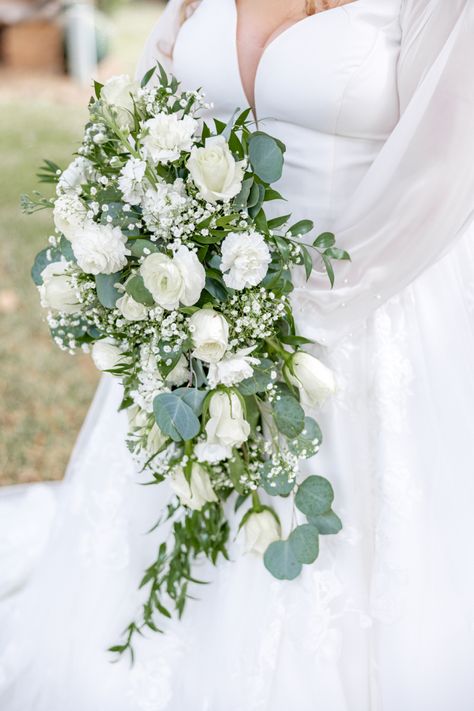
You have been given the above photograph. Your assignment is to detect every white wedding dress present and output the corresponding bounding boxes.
[1,1,474,709]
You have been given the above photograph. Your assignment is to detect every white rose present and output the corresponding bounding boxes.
[140,246,205,310]
[285,351,336,407]
[101,74,139,128]
[127,405,148,430]
[72,223,130,275]
[142,113,197,164]
[188,309,229,363]
[38,261,82,313]
[57,157,93,195]
[91,338,127,372]
[170,463,218,510]
[243,511,281,555]
[194,441,232,463]
[208,347,259,388]
[118,158,147,205]
[166,355,189,386]
[53,193,87,241]
[205,391,250,450]
[187,135,246,203]
[116,292,148,321]
[220,230,271,290]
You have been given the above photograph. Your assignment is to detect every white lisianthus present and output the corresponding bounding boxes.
[188,309,229,363]
[118,158,147,205]
[39,261,81,313]
[101,75,139,128]
[53,193,87,240]
[187,135,246,203]
[116,293,148,321]
[142,113,197,164]
[194,441,232,464]
[165,355,189,386]
[72,223,130,275]
[205,391,250,451]
[140,245,205,309]
[243,511,281,555]
[285,351,336,407]
[208,347,259,387]
[170,463,218,510]
[91,338,127,372]
[220,230,271,290]
[57,157,93,195]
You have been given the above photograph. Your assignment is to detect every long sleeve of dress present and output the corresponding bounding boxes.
[292,0,474,345]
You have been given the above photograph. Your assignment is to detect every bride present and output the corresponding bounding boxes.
[1,0,474,709]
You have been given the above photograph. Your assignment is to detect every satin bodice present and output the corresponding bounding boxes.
[173,0,403,226]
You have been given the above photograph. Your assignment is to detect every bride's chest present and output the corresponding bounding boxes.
[173,0,403,140]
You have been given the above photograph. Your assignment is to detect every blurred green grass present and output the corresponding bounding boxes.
[0,2,163,485]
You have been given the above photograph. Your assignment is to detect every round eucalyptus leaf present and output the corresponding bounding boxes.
[126,274,155,307]
[248,133,284,184]
[238,361,273,396]
[59,235,76,262]
[260,460,295,497]
[95,272,122,309]
[153,393,200,442]
[264,540,302,581]
[272,389,305,439]
[174,387,207,417]
[295,475,334,517]
[308,510,342,535]
[288,524,320,564]
[287,417,322,458]
[129,239,159,258]
[31,247,61,286]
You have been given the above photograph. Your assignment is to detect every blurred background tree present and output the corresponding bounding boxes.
[0,1,165,485]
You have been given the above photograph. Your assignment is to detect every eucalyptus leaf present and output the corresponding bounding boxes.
[248,132,284,184]
[126,274,155,307]
[174,387,207,416]
[238,359,274,396]
[308,510,343,535]
[31,247,62,285]
[287,417,322,458]
[288,524,320,564]
[295,475,334,517]
[260,460,295,497]
[59,235,76,262]
[272,385,305,439]
[264,540,302,581]
[129,239,159,258]
[153,393,200,442]
[95,272,122,309]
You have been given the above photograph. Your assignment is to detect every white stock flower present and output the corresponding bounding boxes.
[165,355,189,386]
[101,75,139,128]
[57,157,93,195]
[188,309,229,363]
[243,511,281,555]
[91,338,127,372]
[118,158,147,205]
[204,391,250,453]
[187,135,246,203]
[72,223,130,275]
[285,351,336,407]
[140,245,205,309]
[39,261,81,313]
[142,113,197,164]
[116,292,147,321]
[208,347,259,387]
[170,463,217,510]
[141,179,188,235]
[220,231,271,290]
[53,193,87,240]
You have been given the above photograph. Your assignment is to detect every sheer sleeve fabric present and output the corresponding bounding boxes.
[292,0,474,345]
[135,0,184,80]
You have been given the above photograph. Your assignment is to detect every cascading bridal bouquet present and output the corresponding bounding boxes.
[24,64,350,659]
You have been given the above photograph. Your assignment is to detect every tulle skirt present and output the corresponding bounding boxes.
[1,231,474,711]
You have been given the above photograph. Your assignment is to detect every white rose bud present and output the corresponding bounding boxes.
[39,261,82,313]
[142,113,197,164]
[243,510,281,555]
[116,293,148,321]
[165,355,189,386]
[72,223,130,275]
[170,463,218,510]
[188,309,229,363]
[187,135,246,203]
[220,230,271,290]
[91,338,127,372]
[285,351,336,407]
[140,246,205,310]
[146,422,167,455]
[205,391,250,450]
[101,75,139,129]
[207,347,259,388]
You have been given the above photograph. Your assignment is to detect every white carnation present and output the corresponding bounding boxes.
[118,158,147,205]
[188,309,229,364]
[38,261,82,313]
[72,223,130,275]
[187,135,246,203]
[220,231,271,290]
[116,292,147,321]
[57,157,93,196]
[208,347,259,388]
[142,113,197,164]
[53,193,87,241]
[140,246,205,310]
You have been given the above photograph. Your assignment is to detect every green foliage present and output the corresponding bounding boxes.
[295,475,334,517]
[248,132,285,183]
[95,272,122,308]
[125,274,155,306]
[287,417,322,458]
[288,524,320,564]
[308,510,343,535]
[272,384,305,439]
[264,539,302,580]
[153,393,201,442]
